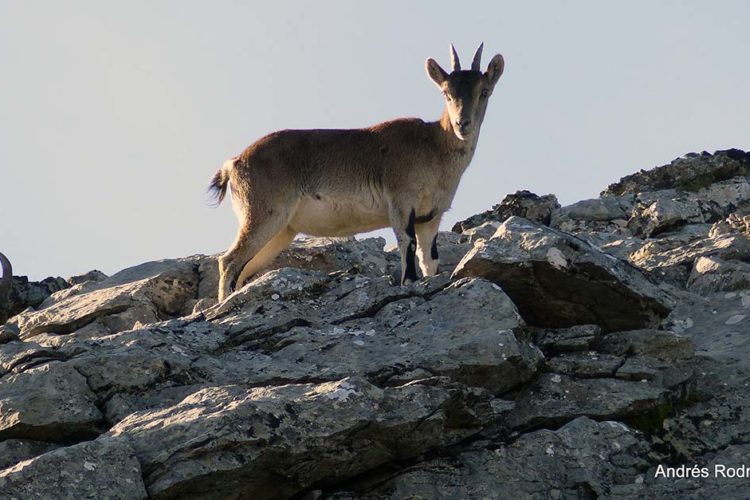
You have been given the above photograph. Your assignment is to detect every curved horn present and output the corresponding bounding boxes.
[450,43,461,71]
[471,42,484,71]
[0,252,12,323]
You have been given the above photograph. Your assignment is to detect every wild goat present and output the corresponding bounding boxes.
[210,44,504,301]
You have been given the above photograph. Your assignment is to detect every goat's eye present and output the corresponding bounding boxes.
[480,89,490,98]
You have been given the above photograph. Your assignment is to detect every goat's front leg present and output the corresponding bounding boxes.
[389,204,419,285]
[415,214,442,277]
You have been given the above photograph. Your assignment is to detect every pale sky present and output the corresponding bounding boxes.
[1,1,749,280]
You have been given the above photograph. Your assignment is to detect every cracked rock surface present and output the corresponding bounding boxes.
[1,148,749,498]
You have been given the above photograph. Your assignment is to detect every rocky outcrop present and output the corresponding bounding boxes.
[0,253,11,325]
[451,190,560,232]
[352,417,651,499]
[0,437,147,498]
[2,273,71,326]
[109,378,496,499]
[1,148,749,498]
[12,257,204,340]
[453,216,673,332]
[550,150,750,293]
[603,148,750,197]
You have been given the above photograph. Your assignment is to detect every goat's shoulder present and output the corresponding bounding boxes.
[368,117,427,134]
[369,117,440,147]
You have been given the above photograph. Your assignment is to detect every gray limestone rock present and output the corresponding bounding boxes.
[195,277,540,395]
[0,437,147,499]
[627,194,724,238]
[603,149,750,196]
[629,234,750,287]
[12,257,203,339]
[551,195,635,236]
[0,362,102,441]
[273,236,389,278]
[0,439,58,470]
[453,216,673,332]
[3,275,70,322]
[533,324,602,353]
[557,196,633,222]
[709,212,750,238]
[67,269,108,286]
[687,255,750,294]
[596,329,695,362]
[508,373,671,431]
[108,377,494,499]
[546,352,624,378]
[598,236,649,260]
[347,417,650,499]
[452,190,560,232]
[460,220,502,242]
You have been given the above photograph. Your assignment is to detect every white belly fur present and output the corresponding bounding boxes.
[290,196,389,237]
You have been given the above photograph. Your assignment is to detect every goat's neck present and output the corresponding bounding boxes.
[436,108,480,170]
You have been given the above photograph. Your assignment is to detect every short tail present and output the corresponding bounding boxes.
[207,156,238,207]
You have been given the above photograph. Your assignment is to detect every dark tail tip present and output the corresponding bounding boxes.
[207,171,227,207]
[207,157,235,207]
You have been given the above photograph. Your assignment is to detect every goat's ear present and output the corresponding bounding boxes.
[426,58,448,88]
[485,54,505,88]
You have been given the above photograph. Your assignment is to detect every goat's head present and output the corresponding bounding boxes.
[426,43,504,141]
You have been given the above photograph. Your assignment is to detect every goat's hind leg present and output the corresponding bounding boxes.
[218,226,268,301]
[235,226,296,287]
[218,202,298,301]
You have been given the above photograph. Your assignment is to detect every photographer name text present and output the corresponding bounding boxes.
[655,464,750,479]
